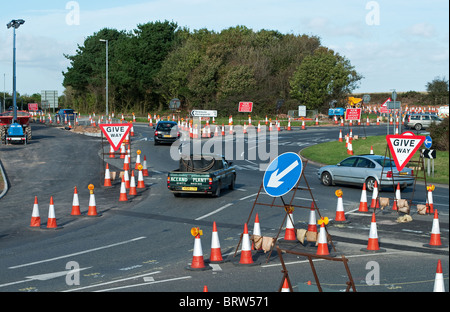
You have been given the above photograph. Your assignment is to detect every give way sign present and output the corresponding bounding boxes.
[386,131,425,171]
[99,123,132,151]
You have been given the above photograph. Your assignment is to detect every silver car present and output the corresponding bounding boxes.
[404,113,443,131]
[317,154,415,191]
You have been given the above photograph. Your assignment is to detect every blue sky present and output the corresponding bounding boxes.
[0,0,448,98]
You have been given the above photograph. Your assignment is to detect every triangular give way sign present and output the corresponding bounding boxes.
[99,123,132,151]
[386,131,425,171]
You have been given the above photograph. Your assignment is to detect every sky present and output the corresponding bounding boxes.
[0,0,448,98]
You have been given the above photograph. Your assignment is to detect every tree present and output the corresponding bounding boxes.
[426,76,449,105]
[289,47,363,112]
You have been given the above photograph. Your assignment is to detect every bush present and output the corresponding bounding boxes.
[428,117,449,151]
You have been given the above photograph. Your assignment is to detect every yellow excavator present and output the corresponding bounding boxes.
[347,96,363,108]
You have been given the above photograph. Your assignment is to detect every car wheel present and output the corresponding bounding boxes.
[229,175,236,190]
[414,123,422,131]
[321,172,332,186]
[214,182,221,197]
[365,177,377,192]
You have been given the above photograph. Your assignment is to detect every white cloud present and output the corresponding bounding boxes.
[407,22,436,38]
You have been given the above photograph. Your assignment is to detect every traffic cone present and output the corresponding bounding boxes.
[370,181,379,208]
[392,183,401,211]
[203,285,209,292]
[283,210,297,241]
[338,129,343,142]
[30,196,41,227]
[433,260,445,292]
[123,154,130,171]
[71,187,81,216]
[142,156,149,177]
[370,146,374,154]
[120,143,126,159]
[301,120,305,130]
[358,183,369,212]
[123,169,130,189]
[137,165,145,189]
[135,150,141,169]
[426,185,434,214]
[281,278,291,292]
[316,218,329,256]
[209,221,224,263]
[104,163,112,187]
[129,170,137,196]
[252,213,262,250]
[347,137,353,155]
[87,184,99,216]
[109,145,115,158]
[424,210,446,248]
[119,176,128,202]
[333,189,348,223]
[239,223,254,264]
[187,227,211,271]
[46,196,58,229]
[307,204,317,233]
[361,213,385,252]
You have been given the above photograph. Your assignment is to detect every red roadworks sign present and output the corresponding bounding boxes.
[99,123,132,151]
[345,108,361,120]
[386,131,425,171]
[238,102,253,113]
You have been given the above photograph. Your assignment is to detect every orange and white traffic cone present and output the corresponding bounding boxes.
[281,278,291,292]
[104,163,112,187]
[209,221,224,263]
[123,154,130,171]
[370,146,374,154]
[239,223,254,264]
[283,209,297,242]
[392,183,401,211]
[135,150,142,170]
[129,170,137,196]
[187,227,210,271]
[301,120,305,130]
[203,285,209,292]
[426,185,434,214]
[252,213,262,250]
[123,170,130,189]
[119,176,128,202]
[142,156,149,177]
[370,181,379,209]
[424,210,446,248]
[347,137,353,155]
[361,213,385,252]
[30,196,41,227]
[71,187,81,216]
[87,184,99,217]
[433,260,445,292]
[307,204,317,233]
[338,129,343,142]
[120,143,126,159]
[109,145,115,158]
[137,165,145,189]
[333,189,348,223]
[316,218,329,256]
[46,196,58,229]
[358,183,369,212]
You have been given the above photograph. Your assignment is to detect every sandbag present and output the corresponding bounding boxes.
[261,237,274,253]
[306,231,317,243]
[379,197,390,209]
[397,214,413,223]
[296,229,307,244]
[417,204,427,215]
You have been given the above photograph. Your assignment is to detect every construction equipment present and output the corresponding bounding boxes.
[0,109,32,145]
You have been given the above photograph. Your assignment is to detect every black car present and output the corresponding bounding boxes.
[154,121,180,145]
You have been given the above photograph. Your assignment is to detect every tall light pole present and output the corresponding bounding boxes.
[7,19,25,123]
[99,39,109,117]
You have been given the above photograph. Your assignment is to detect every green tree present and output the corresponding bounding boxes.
[426,76,449,105]
[289,47,363,112]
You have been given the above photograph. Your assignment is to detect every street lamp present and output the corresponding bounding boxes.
[7,19,25,123]
[99,39,109,117]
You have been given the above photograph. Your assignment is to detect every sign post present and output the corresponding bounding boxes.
[386,131,425,171]
[263,152,303,197]
[99,123,132,151]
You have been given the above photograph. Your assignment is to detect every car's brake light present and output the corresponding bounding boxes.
[209,178,213,185]
[386,171,393,178]
[154,131,158,136]
[410,169,414,176]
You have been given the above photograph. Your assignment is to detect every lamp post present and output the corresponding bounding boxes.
[6,19,25,123]
[99,39,109,117]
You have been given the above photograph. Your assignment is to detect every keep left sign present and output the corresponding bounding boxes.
[386,131,425,171]
[99,123,132,151]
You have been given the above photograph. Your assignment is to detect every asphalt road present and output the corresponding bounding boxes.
[0,121,448,297]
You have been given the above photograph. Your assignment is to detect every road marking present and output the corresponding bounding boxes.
[9,237,146,269]
[195,203,233,220]
[209,264,222,271]
[94,276,192,292]
[63,271,161,292]
[239,193,258,201]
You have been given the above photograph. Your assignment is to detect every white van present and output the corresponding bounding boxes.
[438,105,449,118]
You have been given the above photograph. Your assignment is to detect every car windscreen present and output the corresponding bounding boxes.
[373,158,396,167]
[157,123,176,131]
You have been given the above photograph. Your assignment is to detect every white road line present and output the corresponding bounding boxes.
[63,271,161,292]
[195,203,233,220]
[239,193,258,201]
[9,237,146,270]
[94,276,192,292]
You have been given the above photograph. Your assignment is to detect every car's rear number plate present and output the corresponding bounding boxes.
[399,172,408,175]
[164,135,172,138]
[182,187,197,191]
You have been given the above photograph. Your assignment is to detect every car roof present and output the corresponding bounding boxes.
[157,121,177,124]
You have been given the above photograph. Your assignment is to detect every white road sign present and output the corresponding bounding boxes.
[99,123,132,151]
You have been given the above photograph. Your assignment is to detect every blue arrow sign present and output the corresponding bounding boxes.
[424,135,432,149]
[263,152,303,197]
